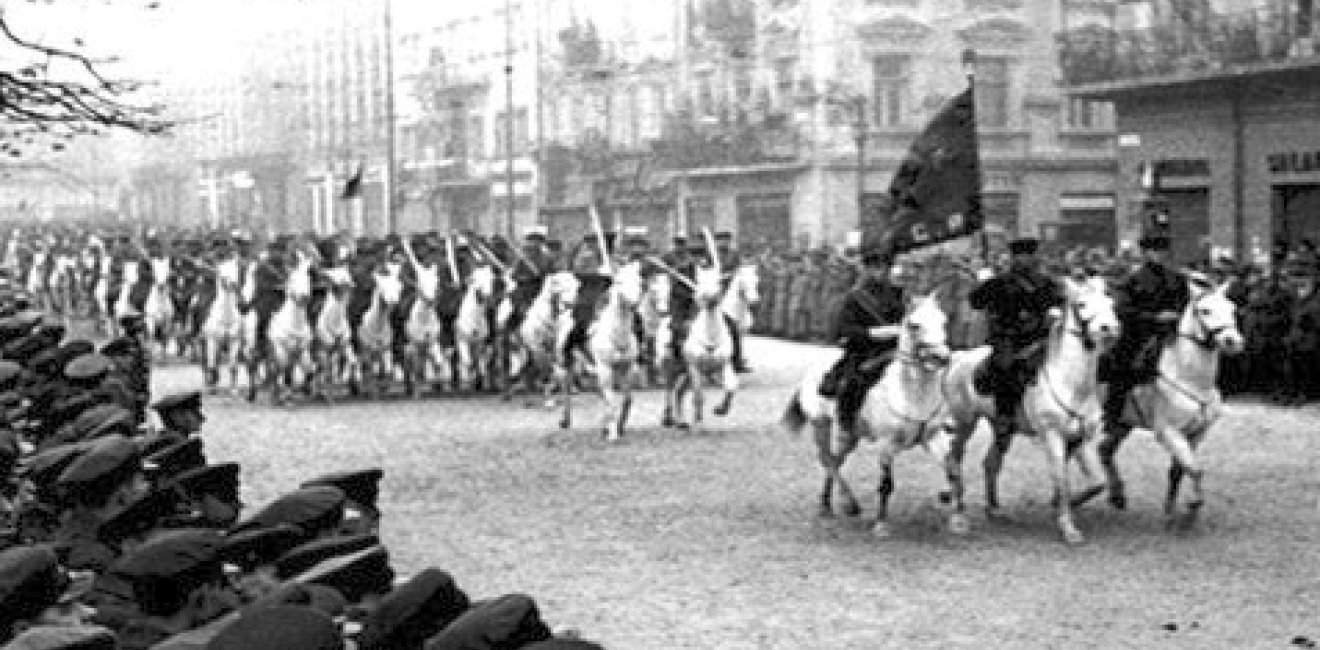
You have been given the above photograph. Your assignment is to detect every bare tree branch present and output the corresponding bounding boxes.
[0,6,173,156]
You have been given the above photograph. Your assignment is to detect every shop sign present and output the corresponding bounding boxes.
[1268,151,1320,174]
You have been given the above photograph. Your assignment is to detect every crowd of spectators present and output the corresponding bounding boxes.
[748,240,1320,406]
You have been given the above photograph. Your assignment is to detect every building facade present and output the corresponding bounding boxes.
[1064,0,1320,265]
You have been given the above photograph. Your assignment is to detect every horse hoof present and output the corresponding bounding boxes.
[675,422,690,431]
[949,514,972,536]
[713,405,729,417]
[1061,528,1086,546]
[559,418,571,430]
[1071,486,1106,509]
[937,490,952,505]
[660,414,675,428]
[985,507,1008,523]
[816,506,834,519]
[841,502,862,518]
[870,522,893,539]
[1109,492,1128,511]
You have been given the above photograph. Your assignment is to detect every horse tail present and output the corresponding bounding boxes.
[780,388,808,436]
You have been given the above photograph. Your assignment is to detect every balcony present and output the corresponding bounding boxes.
[1059,5,1317,91]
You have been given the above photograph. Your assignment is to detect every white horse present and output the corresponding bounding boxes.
[26,248,48,309]
[507,271,580,405]
[781,293,953,535]
[266,251,316,405]
[664,265,738,430]
[114,259,140,323]
[639,271,672,387]
[356,266,404,397]
[201,257,245,394]
[942,276,1120,545]
[402,260,448,398]
[313,267,359,400]
[565,262,645,440]
[143,256,176,358]
[454,265,496,392]
[92,248,116,336]
[721,263,761,360]
[1099,274,1245,528]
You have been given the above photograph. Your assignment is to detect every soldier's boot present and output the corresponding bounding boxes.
[991,387,1019,433]
[1103,380,1131,429]
[837,377,865,435]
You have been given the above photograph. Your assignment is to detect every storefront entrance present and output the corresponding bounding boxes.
[1162,188,1210,264]
[1272,184,1320,252]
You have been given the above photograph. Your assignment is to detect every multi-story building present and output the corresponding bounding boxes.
[525,0,1120,253]
[1063,0,1320,266]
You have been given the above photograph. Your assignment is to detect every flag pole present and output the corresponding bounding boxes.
[962,48,988,266]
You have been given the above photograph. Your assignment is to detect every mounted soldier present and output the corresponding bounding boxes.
[505,231,551,337]
[562,234,614,365]
[817,246,906,435]
[245,242,289,360]
[967,237,1066,432]
[712,231,751,374]
[1101,231,1190,429]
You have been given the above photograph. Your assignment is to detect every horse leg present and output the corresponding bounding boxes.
[1069,431,1109,509]
[660,358,678,427]
[983,427,1015,520]
[1044,433,1086,545]
[1155,426,1204,528]
[689,364,705,431]
[937,425,971,536]
[870,443,898,539]
[713,362,738,416]
[558,363,573,430]
[833,425,863,518]
[1098,424,1134,510]
[599,366,619,441]
[811,416,837,518]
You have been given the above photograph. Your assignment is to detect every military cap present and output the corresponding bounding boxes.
[26,347,65,375]
[0,429,18,478]
[3,334,52,363]
[357,568,472,650]
[112,528,225,585]
[220,523,307,572]
[714,231,733,241]
[291,545,394,603]
[116,312,143,327]
[521,641,608,650]
[63,354,111,383]
[57,340,96,362]
[423,594,553,650]
[0,546,88,628]
[0,623,118,650]
[34,320,67,342]
[145,437,207,478]
[0,359,22,389]
[300,468,384,514]
[22,443,87,487]
[234,486,346,537]
[205,606,343,650]
[172,462,240,503]
[275,534,380,580]
[54,404,136,446]
[153,390,203,416]
[55,434,140,493]
[860,247,893,268]
[98,337,135,358]
[1008,237,1040,255]
[95,487,182,545]
[1139,233,1171,251]
[523,232,547,245]
[0,313,40,341]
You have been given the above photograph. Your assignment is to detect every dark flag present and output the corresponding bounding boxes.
[876,85,983,255]
[341,163,364,200]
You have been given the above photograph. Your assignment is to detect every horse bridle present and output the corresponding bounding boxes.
[1065,298,1098,352]
[1179,295,1227,351]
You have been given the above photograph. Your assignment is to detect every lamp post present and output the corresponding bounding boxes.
[504,0,516,241]
[850,94,867,236]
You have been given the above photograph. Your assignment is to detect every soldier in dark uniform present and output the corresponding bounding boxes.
[1283,258,1320,406]
[817,247,906,435]
[968,237,1066,430]
[1102,232,1190,428]
[246,244,288,360]
[1244,260,1293,399]
[506,233,550,336]
[662,236,689,269]
[562,236,613,363]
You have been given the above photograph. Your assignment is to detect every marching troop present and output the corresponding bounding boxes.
[0,224,763,437]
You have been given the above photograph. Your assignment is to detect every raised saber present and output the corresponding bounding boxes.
[589,202,613,276]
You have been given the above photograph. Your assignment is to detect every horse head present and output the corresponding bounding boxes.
[902,293,950,368]
[732,264,760,306]
[415,264,441,304]
[150,258,172,287]
[122,260,140,284]
[216,258,242,292]
[1184,273,1245,355]
[1061,276,1120,352]
[647,271,672,317]
[469,265,496,303]
[285,256,314,306]
[612,262,645,307]
[372,267,404,308]
[694,265,724,307]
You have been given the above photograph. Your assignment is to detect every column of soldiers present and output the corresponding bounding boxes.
[0,295,607,648]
